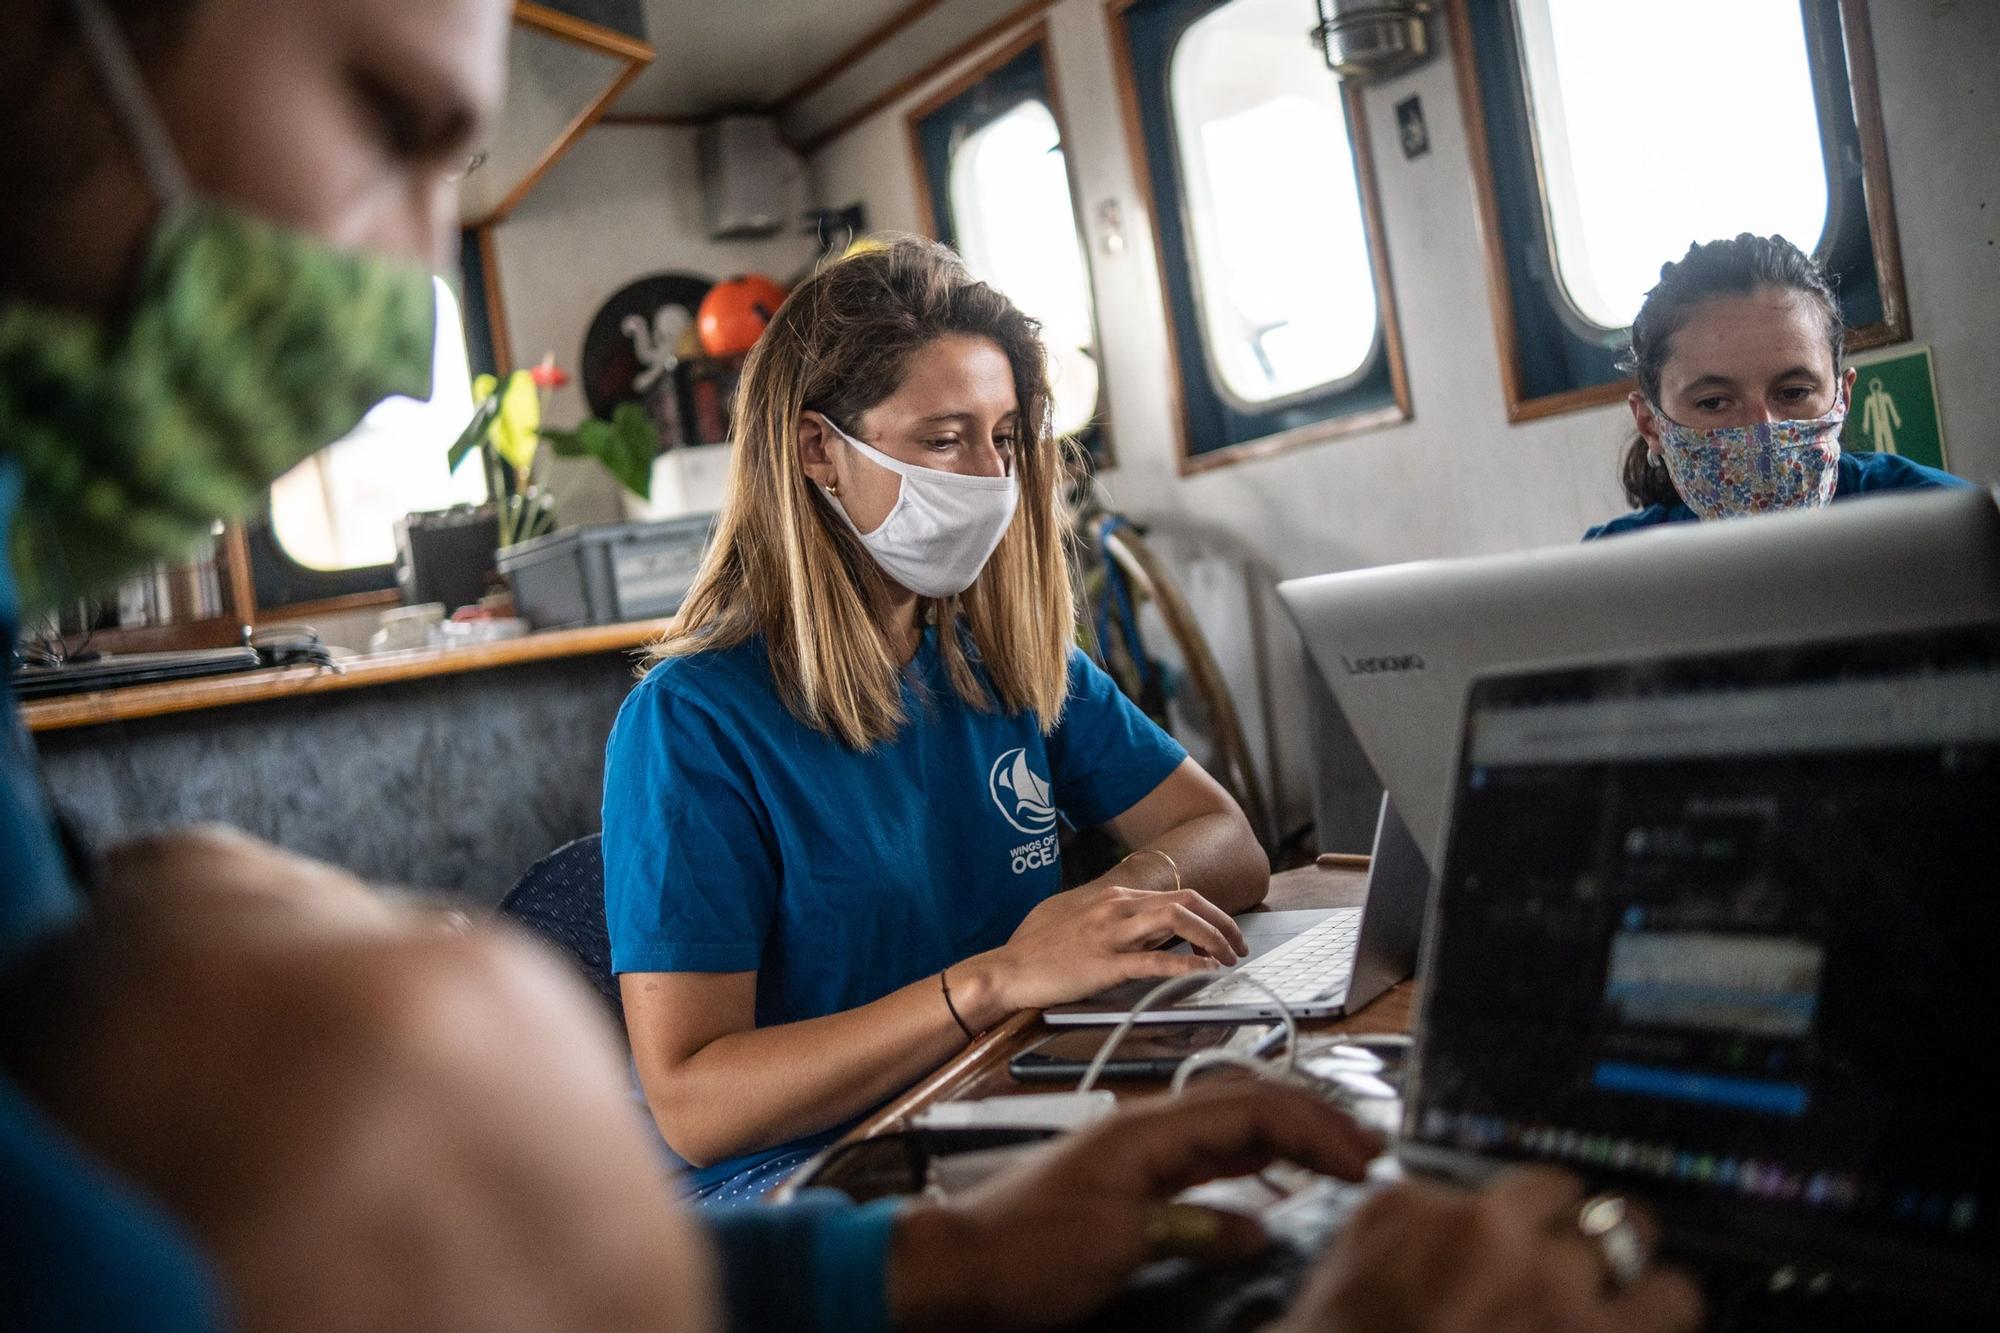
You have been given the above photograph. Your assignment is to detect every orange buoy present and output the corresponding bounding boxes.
[696,274,788,357]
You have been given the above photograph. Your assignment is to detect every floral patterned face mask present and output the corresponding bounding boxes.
[1649,390,1846,521]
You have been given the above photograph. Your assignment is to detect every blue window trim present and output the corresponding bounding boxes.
[908,25,1108,464]
[1112,0,1410,474]
[1449,0,1909,422]
[250,230,499,608]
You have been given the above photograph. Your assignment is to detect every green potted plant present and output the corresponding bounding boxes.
[446,356,658,548]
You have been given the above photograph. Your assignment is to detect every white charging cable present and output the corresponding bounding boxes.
[1076,972,1300,1094]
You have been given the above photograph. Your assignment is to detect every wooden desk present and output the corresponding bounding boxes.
[848,863,1416,1140]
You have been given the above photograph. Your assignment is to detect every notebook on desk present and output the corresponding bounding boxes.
[1043,794,1429,1026]
[1400,623,2000,1326]
[13,646,261,700]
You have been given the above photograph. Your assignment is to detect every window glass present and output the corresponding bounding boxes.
[1169,0,1377,405]
[1516,0,1831,332]
[268,278,488,571]
[946,98,1100,439]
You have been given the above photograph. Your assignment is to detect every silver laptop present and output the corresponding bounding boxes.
[1278,486,2000,876]
[1043,794,1428,1025]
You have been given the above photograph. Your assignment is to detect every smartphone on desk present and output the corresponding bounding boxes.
[1009,1023,1280,1082]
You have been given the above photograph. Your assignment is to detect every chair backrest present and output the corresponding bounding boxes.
[1094,518,1277,853]
[496,834,621,1021]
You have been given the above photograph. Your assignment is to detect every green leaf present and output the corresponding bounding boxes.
[542,401,659,500]
[605,402,658,499]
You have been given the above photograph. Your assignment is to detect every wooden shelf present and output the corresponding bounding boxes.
[24,618,673,734]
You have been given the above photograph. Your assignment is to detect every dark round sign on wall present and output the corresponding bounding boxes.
[579,272,714,419]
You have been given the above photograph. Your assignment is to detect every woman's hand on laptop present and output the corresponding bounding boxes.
[947,880,1246,1026]
[887,1081,1383,1332]
[1277,1166,1704,1333]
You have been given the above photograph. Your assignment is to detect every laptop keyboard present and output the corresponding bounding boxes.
[1175,909,1364,1007]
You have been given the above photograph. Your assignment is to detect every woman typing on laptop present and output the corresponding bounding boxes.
[1584,233,1967,541]
[601,240,1268,1203]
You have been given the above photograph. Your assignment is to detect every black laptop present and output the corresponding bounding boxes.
[1400,624,2000,1326]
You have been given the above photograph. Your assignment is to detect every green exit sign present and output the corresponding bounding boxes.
[1846,344,1948,473]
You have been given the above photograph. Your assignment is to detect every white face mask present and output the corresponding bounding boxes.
[817,414,1020,598]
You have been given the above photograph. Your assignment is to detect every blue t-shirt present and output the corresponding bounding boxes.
[0,465,77,967]
[602,626,1186,1185]
[1583,451,1971,540]
[2,459,224,1331]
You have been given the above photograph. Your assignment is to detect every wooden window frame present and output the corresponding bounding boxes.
[1107,0,1411,477]
[1448,0,1908,424]
[464,2,655,230]
[904,21,1114,465]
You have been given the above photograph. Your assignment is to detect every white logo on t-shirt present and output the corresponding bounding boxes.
[989,747,1057,835]
[991,748,1060,875]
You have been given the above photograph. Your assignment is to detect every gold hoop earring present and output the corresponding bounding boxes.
[825,478,841,497]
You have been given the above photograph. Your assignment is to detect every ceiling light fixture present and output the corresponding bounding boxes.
[1310,0,1435,83]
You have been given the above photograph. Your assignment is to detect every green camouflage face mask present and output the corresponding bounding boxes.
[1,205,434,609]
[0,0,435,611]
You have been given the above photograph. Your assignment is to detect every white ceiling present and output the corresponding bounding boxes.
[776,0,1035,147]
[612,0,920,119]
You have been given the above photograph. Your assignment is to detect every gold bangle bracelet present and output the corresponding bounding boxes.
[1122,846,1182,894]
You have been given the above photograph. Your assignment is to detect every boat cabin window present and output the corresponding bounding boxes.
[1454,0,1906,418]
[1115,0,1409,472]
[1515,0,1832,335]
[911,32,1103,449]
[1169,0,1378,406]
[946,99,1100,440]
[268,277,488,573]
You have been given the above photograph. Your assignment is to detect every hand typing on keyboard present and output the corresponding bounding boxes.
[1182,910,1362,1006]
[945,881,1249,1025]
[1269,1167,1704,1333]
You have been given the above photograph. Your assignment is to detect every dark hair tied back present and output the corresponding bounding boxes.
[1615,233,1845,509]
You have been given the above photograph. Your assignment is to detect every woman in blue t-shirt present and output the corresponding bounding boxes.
[602,240,1269,1202]
[1584,233,1967,541]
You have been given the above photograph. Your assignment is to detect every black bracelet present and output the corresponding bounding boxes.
[940,968,976,1040]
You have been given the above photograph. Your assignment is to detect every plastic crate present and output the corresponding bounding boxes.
[496,516,714,629]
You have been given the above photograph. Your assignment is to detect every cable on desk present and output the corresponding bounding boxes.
[1077,972,1300,1095]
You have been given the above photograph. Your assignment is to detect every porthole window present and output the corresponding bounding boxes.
[1169,0,1378,404]
[1453,0,1905,418]
[1114,0,1408,471]
[267,277,488,572]
[945,97,1101,438]
[1516,0,1832,333]
[910,28,1107,457]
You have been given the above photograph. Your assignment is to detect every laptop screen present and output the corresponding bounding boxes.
[1405,627,2000,1271]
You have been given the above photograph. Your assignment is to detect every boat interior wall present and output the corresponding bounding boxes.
[483,124,820,525]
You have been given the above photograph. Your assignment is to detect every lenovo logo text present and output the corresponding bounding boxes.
[1340,653,1426,676]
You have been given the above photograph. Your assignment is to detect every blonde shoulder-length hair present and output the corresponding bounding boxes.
[649,238,1077,750]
